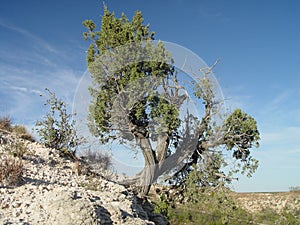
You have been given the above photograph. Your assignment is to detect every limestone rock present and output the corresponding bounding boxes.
[0,130,167,225]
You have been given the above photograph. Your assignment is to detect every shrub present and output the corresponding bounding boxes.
[12,125,35,142]
[82,148,112,171]
[253,206,300,224]
[289,186,300,192]
[0,115,12,132]
[2,139,30,158]
[163,165,254,225]
[153,193,173,219]
[35,89,84,158]
[0,155,24,186]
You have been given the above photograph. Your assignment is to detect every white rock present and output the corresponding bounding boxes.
[0,132,168,225]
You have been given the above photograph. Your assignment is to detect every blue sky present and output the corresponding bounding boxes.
[0,0,299,192]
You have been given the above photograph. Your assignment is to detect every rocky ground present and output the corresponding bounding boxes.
[235,191,300,213]
[0,131,168,225]
[1,130,299,224]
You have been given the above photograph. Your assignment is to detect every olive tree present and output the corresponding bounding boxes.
[83,7,260,195]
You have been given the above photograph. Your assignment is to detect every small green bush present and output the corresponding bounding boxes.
[167,195,300,225]
[0,155,24,186]
[162,165,254,225]
[167,189,253,225]
[253,207,300,224]
[35,89,84,158]
[2,139,30,158]
[154,193,173,219]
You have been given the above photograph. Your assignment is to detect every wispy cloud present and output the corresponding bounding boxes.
[266,90,292,112]
[222,81,300,191]
[10,85,43,96]
[196,3,230,23]
[257,88,300,128]
[224,84,254,112]
[261,126,300,146]
[0,66,81,125]
[287,146,300,154]
[0,19,58,54]
[0,19,83,127]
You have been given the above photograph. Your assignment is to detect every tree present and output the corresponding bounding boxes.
[83,7,260,195]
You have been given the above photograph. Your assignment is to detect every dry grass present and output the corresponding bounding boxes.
[11,125,35,142]
[0,115,12,132]
[0,114,34,142]
[0,155,24,186]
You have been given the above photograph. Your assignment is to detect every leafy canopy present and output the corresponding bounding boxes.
[83,7,260,195]
[83,6,178,145]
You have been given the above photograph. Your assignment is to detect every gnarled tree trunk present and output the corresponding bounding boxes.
[135,132,157,195]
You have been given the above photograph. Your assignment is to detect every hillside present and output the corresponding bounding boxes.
[236,191,300,213]
[0,130,168,225]
[1,128,299,225]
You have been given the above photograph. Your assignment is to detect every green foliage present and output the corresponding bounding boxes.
[161,162,254,225]
[83,6,155,63]
[83,6,176,143]
[83,6,261,196]
[184,167,247,222]
[253,207,300,224]
[223,109,260,158]
[2,139,30,159]
[170,206,252,225]
[193,73,215,102]
[153,193,173,219]
[222,109,260,178]
[163,186,253,225]
[166,200,300,225]
[35,89,83,158]
[161,180,300,225]
[164,160,300,224]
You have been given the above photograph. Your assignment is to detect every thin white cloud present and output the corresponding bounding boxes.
[0,28,82,127]
[222,84,254,113]
[267,90,292,112]
[198,8,223,18]
[287,146,300,154]
[0,66,81,126]
[0,40,59,69]
[0,19,58,54]
[196,4,230,23]
[0,66,80,100]
[10,86,28,93]
[226,94,253,112]
[261,126,300,145]
[9,85,43,96]
[0,18,83,118]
